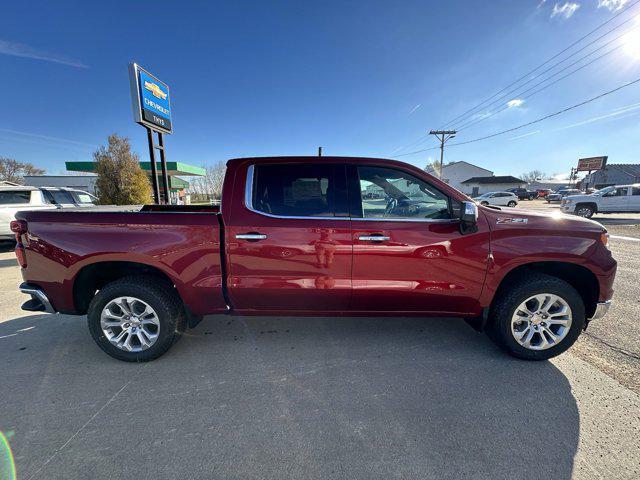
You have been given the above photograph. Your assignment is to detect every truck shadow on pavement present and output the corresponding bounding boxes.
[0,313,579,480]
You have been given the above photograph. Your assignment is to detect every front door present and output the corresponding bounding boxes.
[600,186,629,212]
[349,164,490,315]
[630,186,640,212]
[226,162,352,312]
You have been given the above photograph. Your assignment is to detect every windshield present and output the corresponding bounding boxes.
[592,186,614,196]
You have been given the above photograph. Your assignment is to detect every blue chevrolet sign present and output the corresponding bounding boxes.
[129,63,173,134]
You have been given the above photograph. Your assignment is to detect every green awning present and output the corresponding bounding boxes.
[66,161,205,176]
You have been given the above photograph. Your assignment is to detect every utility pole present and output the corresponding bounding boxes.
[318,146,322,157]
[429,130,457,179]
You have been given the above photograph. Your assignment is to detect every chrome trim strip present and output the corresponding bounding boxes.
[244,164,457,224]
[358,235,390,241]
[588,300,612,320]
[19,283,55,313]
[235,233,267,240]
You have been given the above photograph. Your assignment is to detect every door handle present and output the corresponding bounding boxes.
[235,233,267,241]
[358,234,390,242]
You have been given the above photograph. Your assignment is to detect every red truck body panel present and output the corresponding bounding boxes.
[16,209,227,315]
[15,156,616,321]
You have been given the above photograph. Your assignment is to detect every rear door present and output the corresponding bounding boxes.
[226,161,352,312]
[349,163,490,314]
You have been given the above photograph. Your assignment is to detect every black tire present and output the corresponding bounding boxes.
[486,272,585,360]
[574,204,594,218]
[87,275,185,362]
[507,201,517,207]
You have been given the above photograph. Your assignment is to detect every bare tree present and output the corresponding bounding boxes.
[520,170,549,183]
[0,157,45,184]
[189,162,226,203]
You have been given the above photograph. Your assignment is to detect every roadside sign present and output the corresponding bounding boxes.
[577,156,607,172]
[129,63,172,134]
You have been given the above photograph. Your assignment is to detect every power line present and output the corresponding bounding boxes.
[441,0,640,128]
[456,40,627,131]
[392,76,640,157]
[453,21,638,131]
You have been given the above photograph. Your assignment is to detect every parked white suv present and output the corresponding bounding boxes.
[1,186,97,240]
[473,191,518,207]
[561,184,640,218]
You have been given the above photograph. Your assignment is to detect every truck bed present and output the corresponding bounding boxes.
[15,207,226,315]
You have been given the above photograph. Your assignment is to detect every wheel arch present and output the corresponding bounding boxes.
[72,260,179,315]
[575,201,598,213]
[490,261,599,319]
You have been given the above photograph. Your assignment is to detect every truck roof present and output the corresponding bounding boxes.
[0,185,38,191]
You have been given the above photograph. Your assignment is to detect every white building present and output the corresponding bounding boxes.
[460,176,526,196]
[425,161,493,193]
[23,175,97,194]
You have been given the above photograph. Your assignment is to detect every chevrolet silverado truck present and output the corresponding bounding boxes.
[11,156,616,362]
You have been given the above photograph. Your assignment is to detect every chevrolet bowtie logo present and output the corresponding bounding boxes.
[144,81,167,100]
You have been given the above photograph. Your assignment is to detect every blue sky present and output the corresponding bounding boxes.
[1,0,640,179]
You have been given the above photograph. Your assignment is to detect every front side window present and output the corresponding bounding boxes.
[357,166,451,220]
[0,191,31,205]
[251,164,345,217]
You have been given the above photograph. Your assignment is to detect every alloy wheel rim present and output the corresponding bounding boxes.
[511,293,572,351]
[100,296,160,352]
[576,207,591,217]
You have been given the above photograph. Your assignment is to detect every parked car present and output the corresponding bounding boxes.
[12,156,616,363]
[39,187,98,208]
[536,189,553,198]
[473,191,518,207]
[1,186,97,241]
[546,189,581,203]
[507,188,538,200]
[0,186,56,240]
[561,184,640,218]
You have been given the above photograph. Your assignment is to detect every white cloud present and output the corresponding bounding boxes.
[507,98,525,108]
[597,0,629,11]
[551,2,581,19]
[0,39,88,68]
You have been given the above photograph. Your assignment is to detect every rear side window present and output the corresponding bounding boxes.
[0,191,31,204]
[43,190,74,204]
[251,164,347,217]
[633,187,640,196]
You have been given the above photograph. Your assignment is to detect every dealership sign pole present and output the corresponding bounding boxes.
[129,63,173,204]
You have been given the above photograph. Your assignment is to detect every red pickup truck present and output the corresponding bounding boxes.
[11,156,616,362]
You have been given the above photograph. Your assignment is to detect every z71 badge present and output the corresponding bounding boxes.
[496,217,528,224]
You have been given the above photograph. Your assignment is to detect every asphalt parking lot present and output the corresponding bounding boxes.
[1,205,640,479]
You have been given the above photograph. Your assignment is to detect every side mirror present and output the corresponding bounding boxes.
[460,201,478,234]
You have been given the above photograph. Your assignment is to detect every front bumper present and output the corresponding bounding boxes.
[589,300,612,320]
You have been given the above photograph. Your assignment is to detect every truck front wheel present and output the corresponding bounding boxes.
[574,204,595,218]
[87,275,185,362]
[486,273,585,360]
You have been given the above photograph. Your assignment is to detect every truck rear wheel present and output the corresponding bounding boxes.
[87,275,185,362]
[486,273,585,360]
